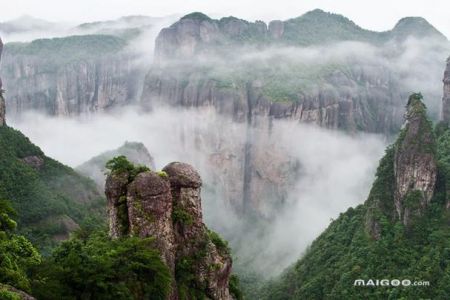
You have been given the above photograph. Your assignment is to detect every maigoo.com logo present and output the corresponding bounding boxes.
[354,279,430,287]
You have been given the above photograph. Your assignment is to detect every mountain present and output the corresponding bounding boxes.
[143,10,448,135]
[258,93,450,299]
[105,157,238,299]
[0,46,105,251]
[77,141,155,191]
[0,124,105,250]
[1,34,145,117]
[443,57,450,123]
[0,16,59,35]
[0,37,5,126]
[154,10,446,61]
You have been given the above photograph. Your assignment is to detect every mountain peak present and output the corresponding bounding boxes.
[394,93,437,226]
[180,12,212,22]
[392,16,446,40]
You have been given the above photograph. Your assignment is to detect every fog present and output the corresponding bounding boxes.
[9,107,386,275]
[155,36,449,121]
[3,11,449,277]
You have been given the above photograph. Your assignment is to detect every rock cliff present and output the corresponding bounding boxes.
[394,94,437,225]
[142,10,447,134]
[0,37,5,126]
[443,57,450,124]
[261,94,450,300]
[366,93,437,237]
[1,35,145,117]
[105,158,233,300]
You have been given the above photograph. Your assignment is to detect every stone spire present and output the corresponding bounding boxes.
[105,160,233,300]
[0,37,5,126]
[442,57,450,124]
[394,93,437,225]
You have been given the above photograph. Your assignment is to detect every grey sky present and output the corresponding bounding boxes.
[1,0,450,37]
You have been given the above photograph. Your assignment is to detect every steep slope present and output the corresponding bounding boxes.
[259,94,450,299]
[143,10,448,134]
[1,35,145,117]
[77,141,155,191]
[443,57,450,123]
[154,9,446,61]
[0,37,5,126]
[0,125,105,250]
[105,157,236,299]
[0,48,105,249]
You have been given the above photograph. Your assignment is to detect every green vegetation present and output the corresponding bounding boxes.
[258,101,450,299]
[175,238,210,300]
[181,12,212,22]
[0,126,104,252]
[105,155,150,181]
[157,170,169,178]
[31,229,172,300]
[172,207,194,226]
[0,201,41,293]
[208,229,230,254]
[229,274,244,300]
[5,35,127,69]
[0,287,21,300]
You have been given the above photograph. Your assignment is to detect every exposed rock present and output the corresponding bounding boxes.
[105,171,131,238]
[0,284,36,300]
[0,37,5,126]
[77,141,155,191]
[1,36,145,117]
[394,94,437,225]
[105,161,233,299]
[442,57,450,124]
[21,155,45,170]
[268,20,284,39]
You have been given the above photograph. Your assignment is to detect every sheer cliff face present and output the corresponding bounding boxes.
[2,54,142,117]
[105,162,232,300]
[1,35,146,117]
[0,37,5,126]
[142,11,448,135]
[394,95,437,225]
[366,94,437,236]
[443,57,450,124]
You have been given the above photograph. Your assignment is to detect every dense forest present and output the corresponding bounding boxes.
[258,95,450,299]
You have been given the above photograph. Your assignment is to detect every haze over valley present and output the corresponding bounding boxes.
[1,3,450,299]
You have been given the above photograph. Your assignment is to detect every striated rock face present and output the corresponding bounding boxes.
[105,161,233,300]
[366,94,438,237]
[394,94,437,225]
[142,68,401,133]
[442,57,450,124]
[1,36,145,117]
[143,11,449,134]
[0,37,5,126]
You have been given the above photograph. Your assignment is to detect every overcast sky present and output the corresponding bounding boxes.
[1,0,450,37]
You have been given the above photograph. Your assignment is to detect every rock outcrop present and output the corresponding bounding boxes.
[0,284,36,300]
[143,11,447,134]
[0,37,5,126]
[77,141,155,192]
[442,57,450,124]
[394,94,437,225]
[366,93,438,235]
[0,35,145,117]
[105,160,233,300]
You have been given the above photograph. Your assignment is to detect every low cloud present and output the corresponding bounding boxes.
[10,107,386,275]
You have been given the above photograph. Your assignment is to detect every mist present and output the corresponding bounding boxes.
[9,107,386,275]
[154,35,449,121]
